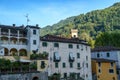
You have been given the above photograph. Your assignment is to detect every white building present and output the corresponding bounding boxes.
[40,34,92,80]
[0,24,40,60]
[91,46,120,77]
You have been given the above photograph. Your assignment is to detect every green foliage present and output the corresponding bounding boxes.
[30,52,49,60]
[95,30,120,47]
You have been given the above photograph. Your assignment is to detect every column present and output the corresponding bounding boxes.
[0,28,1,44]
[17,30,19,45]
[8,29,10,44]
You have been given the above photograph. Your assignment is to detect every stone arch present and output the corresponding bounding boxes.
[4,48,9,56]
[10,48,18,56]
[32,76,39,80]
[19,49,27,56]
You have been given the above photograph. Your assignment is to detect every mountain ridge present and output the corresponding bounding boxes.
[41,2,120,38]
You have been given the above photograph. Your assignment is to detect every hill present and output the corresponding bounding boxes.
[41,2,120,39]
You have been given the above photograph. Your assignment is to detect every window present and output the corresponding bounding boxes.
[109,69,114,73]
[98,62,101,67]
[69,44,73,48]
[41,61,45,68]
[107,53,110,57]
[54,43,59,47]
[64,73,67,78]
[77,45,79,49]
[33,40,36,45]
[42,42,47,47]
[81,45,83,50]
[70,63,73,68]
[86,63,88,68]
[86,46,87,51]
[69,52,74,61]
[77,73,80,79]
[55,62,58,68]
[86,56,88,61]
[77,53,80,58]
[98,69,101,73]
[54,52,60,61]
[97,53,100,58]
[111,62,114,67]
[33,30,36,34]
[77,63,80,68]
[63,63,66,68]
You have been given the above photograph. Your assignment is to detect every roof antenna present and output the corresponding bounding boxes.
[25,13,30,25]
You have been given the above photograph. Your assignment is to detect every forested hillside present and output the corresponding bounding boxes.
[41,2,120,37]
[41,2,120,48]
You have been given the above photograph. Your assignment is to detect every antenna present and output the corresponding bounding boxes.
[25,14,30,25]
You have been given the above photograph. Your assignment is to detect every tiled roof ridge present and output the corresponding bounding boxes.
[92,46,120,52]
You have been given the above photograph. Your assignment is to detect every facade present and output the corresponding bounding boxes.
[91,46,120,79]
[92,58,117,80]
[40,34,92,80]
[0,24,40,60]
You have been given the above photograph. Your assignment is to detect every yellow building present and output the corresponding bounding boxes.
[37,60,48,72]
[92,58,117,80]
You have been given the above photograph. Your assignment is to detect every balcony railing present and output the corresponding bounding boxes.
[1,32,9,36]
[53,56,61,62]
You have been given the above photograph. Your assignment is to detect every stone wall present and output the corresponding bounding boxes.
[0,72,48,80]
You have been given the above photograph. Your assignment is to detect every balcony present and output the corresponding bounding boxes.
[1,32,9,36]
[53,52,61,62]
[69,52,75,62]
[10,33,18,37]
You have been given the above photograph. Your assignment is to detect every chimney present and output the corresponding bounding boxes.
[36,24,39,27]
[13,24,15,27]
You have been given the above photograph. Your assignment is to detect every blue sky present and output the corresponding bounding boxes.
[0,0,119,27]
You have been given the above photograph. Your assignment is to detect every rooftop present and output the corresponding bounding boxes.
[92,46,120,52]
[40,34,89,45]
[92,58,116,62]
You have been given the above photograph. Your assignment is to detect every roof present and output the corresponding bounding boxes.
[92,58,116,62]
[26,25,40,29]
[40,34,89,45]
[92,46,120,52]
[0,25,25,31]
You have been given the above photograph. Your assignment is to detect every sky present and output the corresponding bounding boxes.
[0,0,120,28]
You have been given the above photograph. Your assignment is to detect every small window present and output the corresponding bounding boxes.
[63,63,66,68]
[33,40,36,45]
[77,53,80,58]
[42,42,47,47]
[107,53,110,57]
[77,63,80,68]
[98,62,101,67]
[86,46,87,51]
[109,69,114,73]
[64,73,67,78]
[55,62,58,68]
[54,43,59,47]
[98,69,101,73]
[69,44,73,48]
[86,56,88,61]
[33,30,36,35]
[97,53,100,58]
[77,45,79,49]
[86,63,88,68]
[111,62,114,67]
[41,61,45,68]
[81,45,83,51]
[70,62,73,68]
[77,73,80,79]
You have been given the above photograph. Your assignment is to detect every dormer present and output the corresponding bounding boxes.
[71,29,78,38]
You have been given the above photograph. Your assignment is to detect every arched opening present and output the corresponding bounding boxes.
[4,48,9,56]
[19,49,27,56]
[32,76,39,80]
[10,48,18,56]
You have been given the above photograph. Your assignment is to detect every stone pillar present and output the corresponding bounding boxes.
[8,29,10,44]
[17,30,19,45]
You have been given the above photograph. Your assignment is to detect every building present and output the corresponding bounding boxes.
[92,58,117,80]
[0,24,40,60]
[40,34,92,80]
[91,46,120,79]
